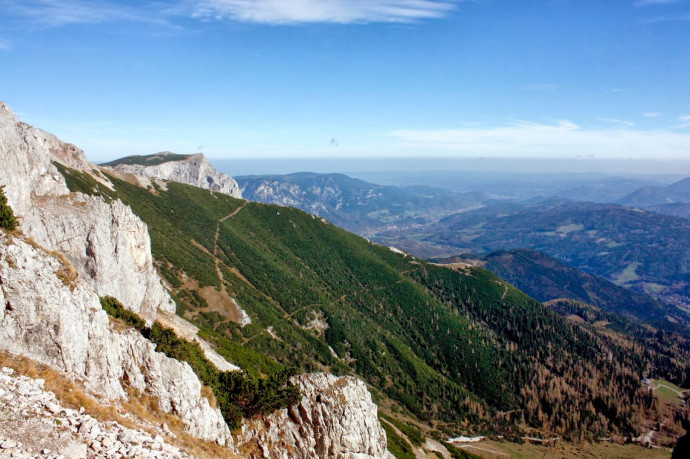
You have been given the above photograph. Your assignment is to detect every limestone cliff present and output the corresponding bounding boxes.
[0,102,174,319]
[107,152,242,198]
[0,232,233,446]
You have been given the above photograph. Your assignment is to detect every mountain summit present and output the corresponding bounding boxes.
[104,152,242,199]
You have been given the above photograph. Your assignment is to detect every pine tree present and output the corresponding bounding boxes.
[0,186,18,231]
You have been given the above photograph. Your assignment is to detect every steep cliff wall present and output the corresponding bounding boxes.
[0,232,233,446]
[0,232,388,456]
[0,102,174,319]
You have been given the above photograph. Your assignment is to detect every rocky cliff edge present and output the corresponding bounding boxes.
[0,101,174,319]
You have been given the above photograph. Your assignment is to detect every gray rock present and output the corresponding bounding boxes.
[0,101,174,321]
[45,403,61,415]
[110,153,242,199]
[1,439,18,449]
[237,373,388,458]
[58,442,87,459]
[0,235,232,448]
[0,101,390,459]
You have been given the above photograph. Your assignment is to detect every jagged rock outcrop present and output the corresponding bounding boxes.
[237,373,388,458]
[0,233,233,447]
[108,153,242,198]
[0,101,174,319]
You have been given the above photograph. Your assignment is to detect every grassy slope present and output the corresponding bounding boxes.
[56,165,684,443]
[101,152,192,167]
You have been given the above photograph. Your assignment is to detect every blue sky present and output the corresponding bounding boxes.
[1,0,690,164]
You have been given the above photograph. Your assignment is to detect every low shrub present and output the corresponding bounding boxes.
[99,296,301,430]
[0,186,18,231]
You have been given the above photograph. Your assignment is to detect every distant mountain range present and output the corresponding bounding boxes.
[235,172,690,313]
[237,172,487,234]
[617,177,690,208]
[613,177,690,220]
[380,199,690,310]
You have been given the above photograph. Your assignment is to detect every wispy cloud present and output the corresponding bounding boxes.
[2,0,459,27]
[0,41,9,50]
[643,112,662,117]
[387,120,690,159]
[188,0,458,25]
[634,0,680,6]
[1,0,168,27]
[675,115,690,129]
[597,118,635,127]
[641,13,690,23]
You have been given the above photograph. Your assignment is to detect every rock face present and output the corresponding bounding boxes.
[0,233,233,447]
[109,153,242,198]
[237,373,388,458]
[0,101,174,319]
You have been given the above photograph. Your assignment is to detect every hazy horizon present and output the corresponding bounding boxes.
[213,156,690,179]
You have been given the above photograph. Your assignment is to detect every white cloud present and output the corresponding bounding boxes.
[674,116,690,129]
[641,14,690,23]
[643,112,662,117]
[3,0,458,27]
[387,120,690,159]
[189,0,458,24]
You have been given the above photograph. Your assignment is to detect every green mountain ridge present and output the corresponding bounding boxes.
[101,152,194,167]
[55,163,690,445]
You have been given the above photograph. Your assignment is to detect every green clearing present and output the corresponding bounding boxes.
[615,262,642,285]
[651,379,686,405]
[478,440,671,459]
[556,223,583,234]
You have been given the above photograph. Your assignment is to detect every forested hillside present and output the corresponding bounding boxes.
[449,249,682,325]
[56,164,690,444]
